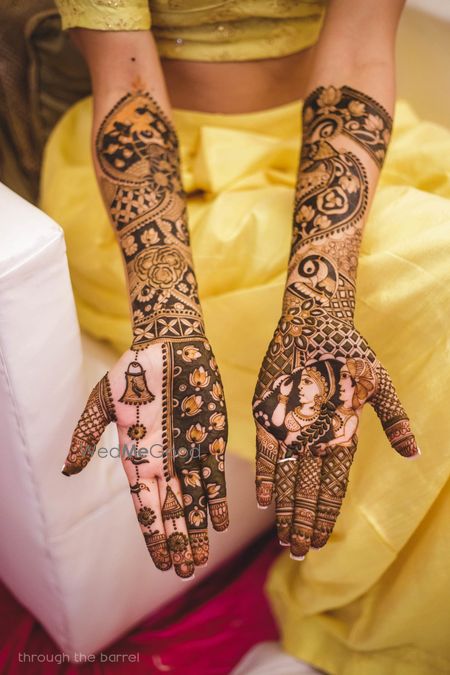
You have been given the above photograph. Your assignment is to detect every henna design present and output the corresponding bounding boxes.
[310,439,357,549]
[302,85,393,168]
[167,532,194,579]
[171,340,229,562]
[127,423,147,440]
[95,89,204,349]
[63,374,116,476]
[138,506,157,528]
[162,485,185,526]
[63,87,228,575]
[129,481,150,496]
[275,457,297,544]
[136,497,172,572]
[97,87,229,546]
[293,140,368,248]
[144,532,172,571]
[160,483,195,577]
[291,453,322,556]
[254,85,418,559]
[255,422,279,507]
[370,364,417,458]
[159,484,194,578]
[119,361,154,405]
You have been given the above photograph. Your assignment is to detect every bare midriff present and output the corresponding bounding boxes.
[160,47,314,113]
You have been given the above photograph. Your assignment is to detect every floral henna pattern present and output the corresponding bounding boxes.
[62,86,228,577]
[169,340,229,565]
[253,85,419,559]
[302,85,393,168]
[95,88,204,348]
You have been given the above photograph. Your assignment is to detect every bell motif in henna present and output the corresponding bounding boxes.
[162,485,184,528]
[119,361,155,405]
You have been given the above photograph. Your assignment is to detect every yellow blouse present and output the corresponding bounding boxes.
[55,0,326,61]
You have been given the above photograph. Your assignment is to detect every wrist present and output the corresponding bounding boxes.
[283,244,357,323]
[130,283,206,349]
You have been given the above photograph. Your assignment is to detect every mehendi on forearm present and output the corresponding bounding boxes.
[96,88,204,347]
[253,85,418,558]
[63,86,228,576]
[287,85,392,318]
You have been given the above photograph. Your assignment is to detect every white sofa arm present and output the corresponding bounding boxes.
[0,183,273,658]
[0,182,85,652]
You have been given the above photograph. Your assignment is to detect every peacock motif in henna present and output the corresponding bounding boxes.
[253,85,419,559]
[61,86,228,576]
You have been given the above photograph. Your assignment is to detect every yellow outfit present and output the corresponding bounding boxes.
[45,3,450,669]
[41,97,450,674]
[54,0,326,61]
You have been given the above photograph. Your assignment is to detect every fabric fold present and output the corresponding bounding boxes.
[40,95,450,674]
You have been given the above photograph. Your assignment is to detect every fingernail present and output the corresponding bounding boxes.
[257,504,269,510]
[179,574,195,582]
[61,464,71,476]
[279,541,290,547]
[406,448,421,460]
[290,553,305,561]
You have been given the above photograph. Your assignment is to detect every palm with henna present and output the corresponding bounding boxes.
[253,85,420,560]
[61,87,228,578]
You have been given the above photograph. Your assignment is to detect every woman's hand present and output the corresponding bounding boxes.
[62,339,228,578]
[252,77,421,560]
[252,302,419,559]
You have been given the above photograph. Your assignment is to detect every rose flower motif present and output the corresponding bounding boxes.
[186,423,207,444]
[134,245,187,289]
[189,366,210,389]
[182,394,203,416]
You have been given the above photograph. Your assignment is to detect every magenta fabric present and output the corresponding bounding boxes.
[0,534,280,674]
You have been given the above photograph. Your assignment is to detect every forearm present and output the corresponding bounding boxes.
[285,0,405,317]
[72,30,204,349]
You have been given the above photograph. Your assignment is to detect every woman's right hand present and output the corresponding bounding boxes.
[62,339,228,579]
[252,303,419,559]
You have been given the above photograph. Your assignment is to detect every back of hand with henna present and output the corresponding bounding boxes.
[61,87,228,579]
[253,85,420,559]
